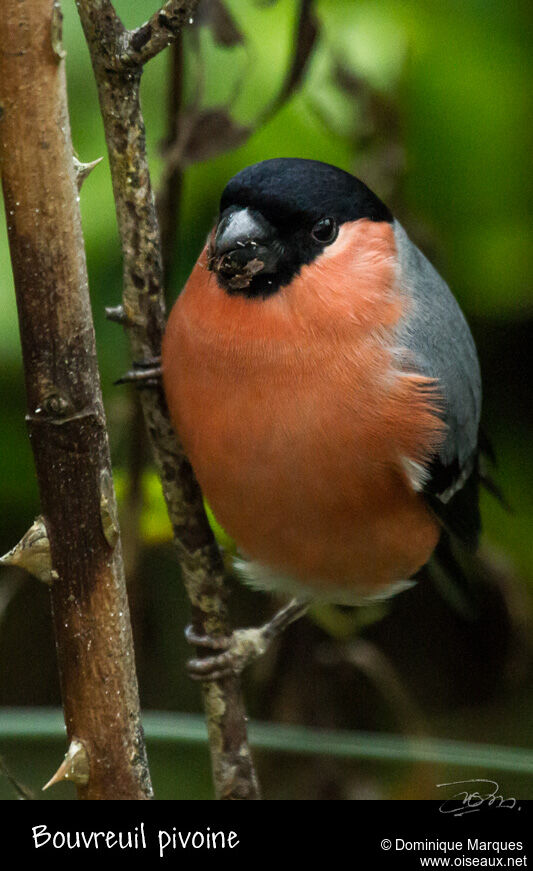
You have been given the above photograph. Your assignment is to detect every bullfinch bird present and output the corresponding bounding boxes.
[162,158,483,677]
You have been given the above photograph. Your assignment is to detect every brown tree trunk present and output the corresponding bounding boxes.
[0,0,152,800]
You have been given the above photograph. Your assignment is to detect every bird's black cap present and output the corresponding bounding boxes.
[220,158,393,229]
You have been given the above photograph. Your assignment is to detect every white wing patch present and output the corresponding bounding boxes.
[400,456,431,492]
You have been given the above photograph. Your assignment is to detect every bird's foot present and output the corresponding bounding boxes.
[114,356,162,388]
[185,598,309,681]
[186,625,272,681]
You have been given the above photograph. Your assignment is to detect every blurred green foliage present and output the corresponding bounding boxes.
[0,0,532,800]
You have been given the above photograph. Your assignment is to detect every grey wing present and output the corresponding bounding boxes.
[392,221,482,546]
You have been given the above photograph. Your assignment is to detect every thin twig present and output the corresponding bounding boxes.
[122,1,199,68]
[77,0,260,800]
[158,34,185,286]
[159,0,317,181]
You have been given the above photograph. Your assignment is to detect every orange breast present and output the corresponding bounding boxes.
[162,219,443,598]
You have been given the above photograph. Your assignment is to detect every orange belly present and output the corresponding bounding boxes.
[162,221,443,599]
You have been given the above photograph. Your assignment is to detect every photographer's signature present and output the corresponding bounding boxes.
[437,779,520,817]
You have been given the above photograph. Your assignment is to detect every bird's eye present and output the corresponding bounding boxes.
[311,217,338,245]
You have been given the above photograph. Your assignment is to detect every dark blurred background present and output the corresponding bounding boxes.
[0,0,532,799]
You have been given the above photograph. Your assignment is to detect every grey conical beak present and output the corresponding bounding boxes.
[214,207,274,256]
[209,207,279,288]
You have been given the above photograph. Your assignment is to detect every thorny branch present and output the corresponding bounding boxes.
[0,0,152,799]
[76,0,260,799]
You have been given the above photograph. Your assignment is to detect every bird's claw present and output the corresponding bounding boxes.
[185,599,309,681]
[185,625,271,681]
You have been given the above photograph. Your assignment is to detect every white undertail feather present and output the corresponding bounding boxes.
[232,556,416,606]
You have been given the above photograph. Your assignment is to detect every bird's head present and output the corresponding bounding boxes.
[207,158,393,298]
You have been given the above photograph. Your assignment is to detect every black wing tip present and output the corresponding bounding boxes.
[424,459,481,551]
[424,420,511,550]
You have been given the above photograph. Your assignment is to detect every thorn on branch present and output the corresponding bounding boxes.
[42,739,90,791]
[105,305,144,328]
[114,358,163,388]
[105,304,130,325]
[73,155,103,190]
[0,516,57,584]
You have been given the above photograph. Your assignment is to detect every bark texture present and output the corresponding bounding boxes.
[0,0,152,800]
